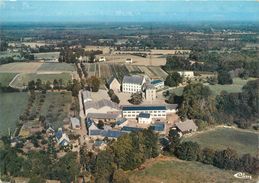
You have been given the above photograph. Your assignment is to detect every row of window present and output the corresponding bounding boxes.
[123,110,166,114]
[124,114,166,117]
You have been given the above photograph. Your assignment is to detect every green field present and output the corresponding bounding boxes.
[128,159,251,183]
[184,127,257,156]
[0,92,29,135]
[0,73,17,87]
[38,63,76,72]
[10,73,72,88]
[207,78,255,95]
[39,92,72,129]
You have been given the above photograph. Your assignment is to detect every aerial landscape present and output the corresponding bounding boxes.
[0,0,258,183]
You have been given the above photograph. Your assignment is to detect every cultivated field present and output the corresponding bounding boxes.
[0,62,43,73]
[38,63,76,72]
[84,63,167,81]
[184,127,257,156]
[207,78,256,95]
[0,92,29,136]
[0,73,17,87]
[128,157,250,183]
[103,54,166,66]
[10,73,72,88]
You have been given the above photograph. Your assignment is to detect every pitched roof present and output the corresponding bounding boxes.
[151,123,165,131]
[122,105,166,111]
[121,126,143,132]
[166,104,178,110]
[107,76,119,85]
[175,119,198,132]
[151,79,163,85]
[87,112,120,119]
[122,75,144,85]
[84,99,119,110]
[138,112,151,118]
[115,118,128,126]
[146,84,156,90]
[89,129,127,138]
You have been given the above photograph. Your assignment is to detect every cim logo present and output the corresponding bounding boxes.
[234,172,252,180]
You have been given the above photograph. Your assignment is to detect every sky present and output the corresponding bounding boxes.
[0,0,258,23]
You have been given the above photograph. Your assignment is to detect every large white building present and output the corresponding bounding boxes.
[84,99,120,115]
[122,75,146,93]
[177,71,194,78]
[122,104,177,119]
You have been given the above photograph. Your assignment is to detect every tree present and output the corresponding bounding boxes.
[112,169,130,183]
[165,72,183,87]
[71,79,81,97]
[28,80,35,90]
[168,129,181,154]
[87,76,100,92]
[97,120,104,129]
[201,148,215,164]
[213,148,238,170]
[128,92,143,105]
[218,71,233,85]
[89,53,96,63]
[175,141,200,161]
[111,94,120,104]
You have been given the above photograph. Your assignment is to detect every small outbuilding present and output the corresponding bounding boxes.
[70,117,81,129]
[175,119,198,134]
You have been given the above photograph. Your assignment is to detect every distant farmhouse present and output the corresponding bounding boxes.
[177,71,194,79]
[175,119,198,135]
[125,58,133,63]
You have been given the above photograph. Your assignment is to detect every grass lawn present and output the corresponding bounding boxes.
[10,73,71,88]
[128,158,251,183]
[0,73,17,87]
[40,92,72,129]
[38,63,76,72]
[0,92,29,135]
[207,78,255,95]
[184,127,257,156]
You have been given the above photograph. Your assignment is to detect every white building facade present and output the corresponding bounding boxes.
[122,75,145,93]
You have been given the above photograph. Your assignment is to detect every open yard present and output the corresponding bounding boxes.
[184,127,257,156]
[10,73,72,88]
[0,92,29,136]
[37,63,76,72]
[207,78,255,95]
[128,157,252,183]
[0,73,17,87]
[0,62,42,73]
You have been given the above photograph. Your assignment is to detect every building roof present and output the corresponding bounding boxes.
[85,117,94,128]
[89,129,127,138]
[87,112,120,119]
[82,90,92,101]
[70,117,80,129]
[166,104,178,110]
[121,126,143,132]
[122,75,144,85]
[55,129,63,140]
[175,119,198,132]
[107,76,120,86]
[122,105,166,111]
[115,118,128,126]
[84,99,119,110]
[151,80,163,85]
[138,112,151,118]
[151,123,165,131]
[146,84,156,90]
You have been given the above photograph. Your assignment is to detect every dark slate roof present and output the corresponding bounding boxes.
[122,105,166,111]
[138,112,150,118]
[151,123,165,131]
[122,75,144,85]
[89,129,127,138]
[55,130,63,140]
[85,118,94,128]
[151,80,163,85]
[115,118,128,126]
[121,126,143,132]
[89,129,103,136]
[107,76,119,85]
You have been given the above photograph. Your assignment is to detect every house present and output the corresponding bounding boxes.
[107,77,121,92]
[138,112,152,124]
[175,119,198,134]
[70,117,81,129]
[151,80,164,90]
[177,71,194,79]
[82,90,92,103]
[122,104,177,119]
[84,99,120,115]
[125,58,133,63]
[122,75,146,93]
[55,128,70,146]
[145,84,156,101]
